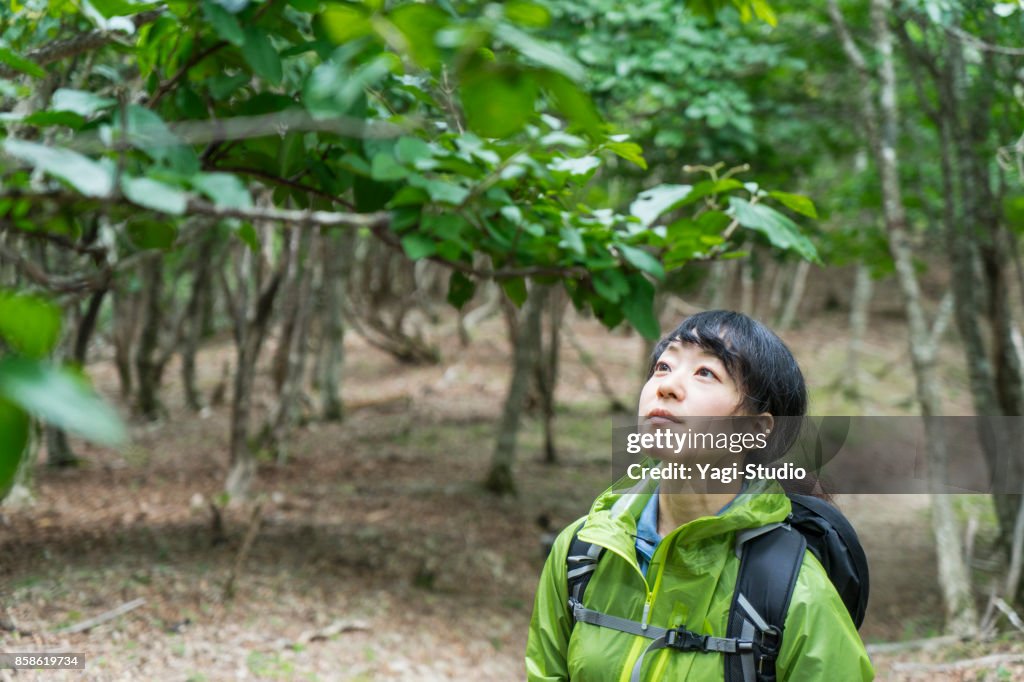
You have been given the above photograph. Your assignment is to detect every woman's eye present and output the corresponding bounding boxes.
[696,367,718,380]
[656,361,671,372]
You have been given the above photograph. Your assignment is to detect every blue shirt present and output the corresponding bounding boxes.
[633,491,742,577]
[634,493,661,577]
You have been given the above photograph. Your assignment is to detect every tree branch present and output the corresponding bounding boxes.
[0,10,165,79]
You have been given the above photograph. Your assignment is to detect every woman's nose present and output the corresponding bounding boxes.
[656,371,685,401]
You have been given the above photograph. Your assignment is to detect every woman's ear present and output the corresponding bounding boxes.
[755,412,774,436]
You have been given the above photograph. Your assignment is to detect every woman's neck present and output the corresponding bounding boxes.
[655,473,742,538]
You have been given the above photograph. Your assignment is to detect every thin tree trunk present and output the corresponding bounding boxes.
[319,228,353,422]
[739,254,754,315]
[134,254,165,420]
[845,263,873,401]
[267,230,318,463]
[225,245,285,500]
[182,240,217,412]
[777,260,810,331]
[485,284,551,495]
[831,0,978,635]
[111,279,139,401]
[537,289,566,464]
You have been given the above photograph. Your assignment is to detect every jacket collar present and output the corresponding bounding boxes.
[577,474,792,565]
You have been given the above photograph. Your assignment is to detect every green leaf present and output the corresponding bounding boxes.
[503,1,551,28]
[0,47,46,79]
[121,176,188,215]
[559,225,585,257]
[401,233,436,260]
[537,71,602,137]
[622,275,660,340]
[127,220,178,250]
[23,111,86,128]
[0,358,125,446]
[192,173,253,208]
[630,184,692,227]
[606,141,647,170]
[50,89,117,117]
[501,277,528,306]
[618,244,665,280]
[390,4,450,70]
[2,139,113,197]
[729,197,820,263]
[460,66,537,139]
[90,0,161,17]
[768,191,818,219]
[235,222,261,252]
[492,23,584,83]
[371,153,409,181]
[549,155,600,176]
[242,27,283,84]
[591,269,629,304]
[0,399,29,500]
[408,174,469,205]
[203,0,246,46]
[395,137,433,166]
[447,271,476,309]
[320,3,372,43]
[0,290,61,358]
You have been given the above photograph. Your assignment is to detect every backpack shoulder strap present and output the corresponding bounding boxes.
[566,520,604,605]
[725,525,807,682]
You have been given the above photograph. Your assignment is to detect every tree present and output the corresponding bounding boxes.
[0,0,819,500]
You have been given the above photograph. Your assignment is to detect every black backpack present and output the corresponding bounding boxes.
[565,493,869,682]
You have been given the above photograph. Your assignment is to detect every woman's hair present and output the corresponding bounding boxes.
[647,310,825,497]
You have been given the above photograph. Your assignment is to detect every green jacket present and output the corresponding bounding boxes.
[526,480,874,681]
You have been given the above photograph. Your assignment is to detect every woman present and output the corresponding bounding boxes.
[526,311,873,681]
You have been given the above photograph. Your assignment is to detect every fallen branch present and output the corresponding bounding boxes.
[222,502,264,601]
[293,619,370,646]
[56,598,146,634]
[993,597,1024,636]
[892,653,1024,674]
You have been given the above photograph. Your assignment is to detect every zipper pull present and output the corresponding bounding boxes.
[641,599,652,631]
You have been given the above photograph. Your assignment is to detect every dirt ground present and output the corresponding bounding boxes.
[1,305,1022,681]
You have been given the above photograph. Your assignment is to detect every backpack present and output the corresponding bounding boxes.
[565,493,869,682]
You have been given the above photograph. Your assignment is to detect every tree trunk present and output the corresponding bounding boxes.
[319,227,353,422]
[181,240,217,412]
[537,288,566,464]
[111,278,140,401]
[485,284,551,495]
[134,254,165,420]
[831,0,978,635]
[777,260,810,331]
[266,229,318,463]
[225,244,285,500]
[845,263,873,402]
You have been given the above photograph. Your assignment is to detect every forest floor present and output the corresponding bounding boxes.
[1,307,1023,681]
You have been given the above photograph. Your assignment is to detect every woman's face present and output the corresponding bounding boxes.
[638,341,745,422]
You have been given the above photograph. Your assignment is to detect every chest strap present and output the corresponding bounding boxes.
[569,596,771,682]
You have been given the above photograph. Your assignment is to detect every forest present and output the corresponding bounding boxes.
[1,0,1024,679]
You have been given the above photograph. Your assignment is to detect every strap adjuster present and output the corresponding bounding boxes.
[664,628,708,652]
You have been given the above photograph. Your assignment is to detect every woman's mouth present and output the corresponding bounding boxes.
[646,409,680,424]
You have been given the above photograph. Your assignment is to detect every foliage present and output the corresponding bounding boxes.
[0,0,823,497]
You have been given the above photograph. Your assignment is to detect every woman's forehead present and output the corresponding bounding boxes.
[662,340,725,361]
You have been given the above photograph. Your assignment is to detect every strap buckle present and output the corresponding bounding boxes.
[755,625,782,656]
[664,628,708,652]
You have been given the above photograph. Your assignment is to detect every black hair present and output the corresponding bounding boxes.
[647,310,823,496]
